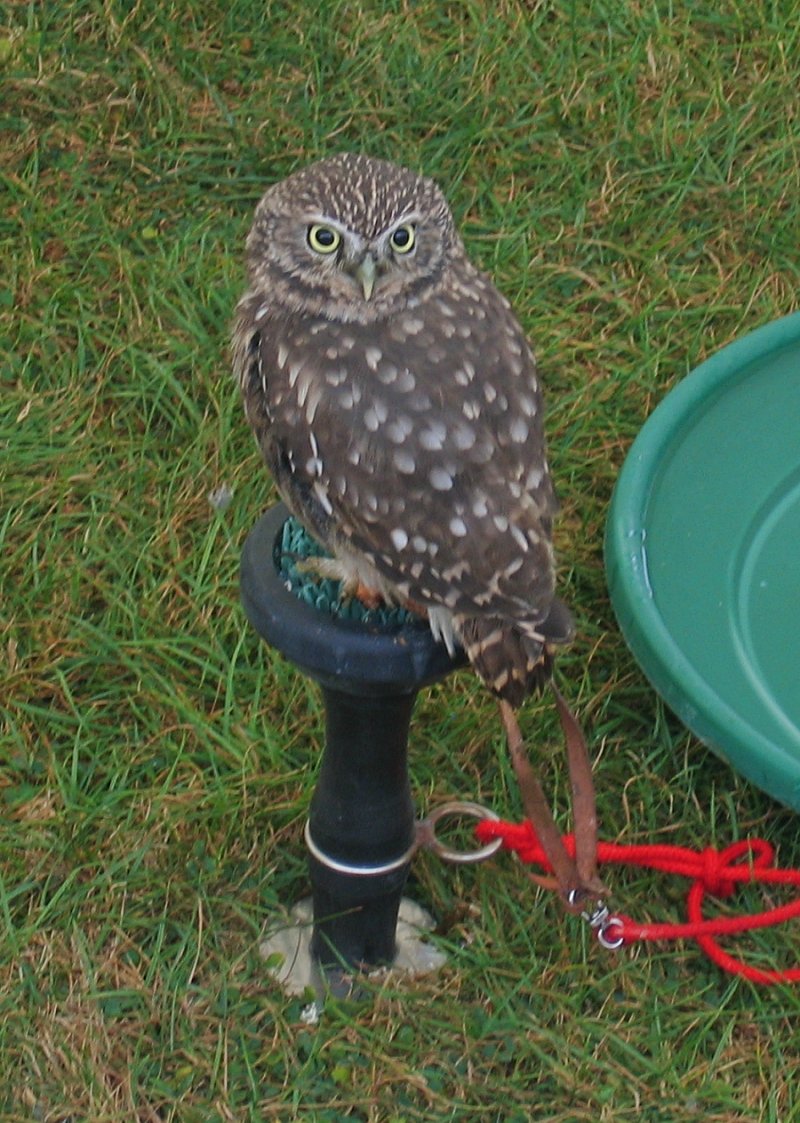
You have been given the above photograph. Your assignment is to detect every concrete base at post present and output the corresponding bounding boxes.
[260,897,447,999]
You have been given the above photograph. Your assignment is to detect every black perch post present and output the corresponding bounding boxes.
[240,504,465,977]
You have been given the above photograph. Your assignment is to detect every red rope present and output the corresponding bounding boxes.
[475,819,800,985]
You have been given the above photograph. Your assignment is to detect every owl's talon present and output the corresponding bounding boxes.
[353,582,383,610]
[404,597,428,617]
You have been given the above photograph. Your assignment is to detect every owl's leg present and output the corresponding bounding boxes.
[295,555,355,589]
[294,556,384,609]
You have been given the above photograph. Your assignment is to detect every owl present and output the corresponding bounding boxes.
[232,153,573,709]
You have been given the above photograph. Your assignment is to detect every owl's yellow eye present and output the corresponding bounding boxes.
[307,224,341,254]
[389,223,416,254]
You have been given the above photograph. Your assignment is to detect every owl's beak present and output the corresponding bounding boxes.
[354,254,376,301]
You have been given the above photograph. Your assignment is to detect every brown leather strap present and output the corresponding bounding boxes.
[499,686,605,912]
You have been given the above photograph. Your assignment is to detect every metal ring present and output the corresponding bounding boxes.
[597,917,625,951]
[304,820,418,877]
[417,801,502,865]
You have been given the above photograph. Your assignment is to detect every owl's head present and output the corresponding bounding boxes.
[245,153,459,323]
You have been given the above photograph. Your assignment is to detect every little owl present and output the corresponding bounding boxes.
[232,153,573,710]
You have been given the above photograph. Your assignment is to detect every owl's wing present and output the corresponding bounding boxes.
[334,390,559,626]
[235,285,559,628]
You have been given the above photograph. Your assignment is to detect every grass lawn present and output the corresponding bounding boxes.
[3,2,800,1120]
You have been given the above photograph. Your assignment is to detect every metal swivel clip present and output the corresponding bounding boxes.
[580,900,625,951]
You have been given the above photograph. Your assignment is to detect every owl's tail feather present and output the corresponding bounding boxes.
[456,598,574,709]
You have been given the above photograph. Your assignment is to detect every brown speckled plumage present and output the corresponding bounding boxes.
[232,153,572,707]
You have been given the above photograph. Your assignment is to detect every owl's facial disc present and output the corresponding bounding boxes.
[346,216,421,301]
[302,211,425,303]
[260,200,445,321]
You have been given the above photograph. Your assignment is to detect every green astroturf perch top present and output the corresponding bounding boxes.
[276,515,417,629]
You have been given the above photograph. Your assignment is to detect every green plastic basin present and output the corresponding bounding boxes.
[605,312,800,810]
